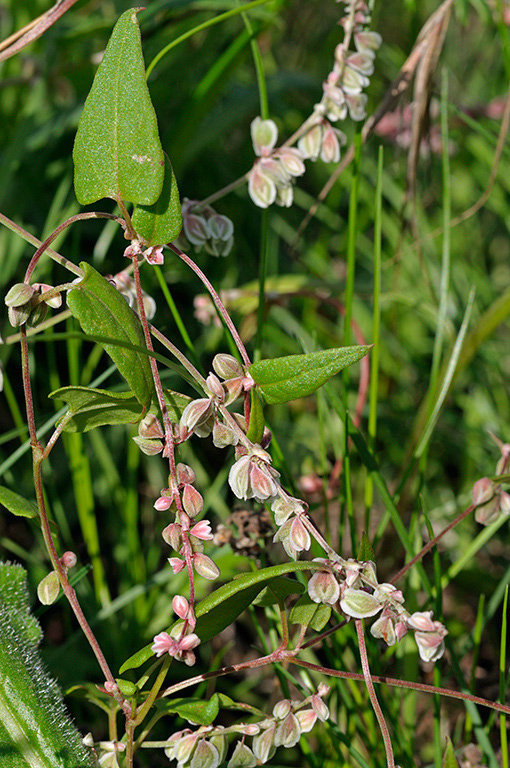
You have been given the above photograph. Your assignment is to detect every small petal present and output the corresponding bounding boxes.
[228,742,257,768]
[289,517,311,552]
[151,631,176,658]
[320,125,340,163]
[273,699,292,719]
[229,455,252,499]
[168,557,186,574]
[143,246,164,265]
[406,611,436,632]
[308,570,340,605]
[154,495,173,511]
[296,709,318,732]
[184,213,209,246]
[297,124,323,161]
[183,485,204,517]
[276,147,306,177]
[190,520,213,540]
[252,723,276,764]
[274,713,301,748]
[207,214,234,242]
[248,165,277,208]
[212,353,244,380]
[191,740,220,768]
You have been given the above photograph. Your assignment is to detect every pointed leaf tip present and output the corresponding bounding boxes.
[73,8,164,206]
[249,345,370,404]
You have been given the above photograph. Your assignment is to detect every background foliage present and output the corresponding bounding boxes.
[0,0,509,766]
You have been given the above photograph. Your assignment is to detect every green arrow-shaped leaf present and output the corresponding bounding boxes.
[249,346,370,405]
[132,154,182,246]
[0,486,38,519]
[49,386,144,433]
[73,8,164,206]
[67,263,154,409]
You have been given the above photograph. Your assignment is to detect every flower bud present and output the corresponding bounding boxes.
[311,693,329,721]
[206,373,225,402]
[248,165,277,209]
[5,283,35,307]
[212,420,238,448]
[473,477,495,506]
[229,455,252,500]
[177,463,196,486]
[190,520,213,540]
[407,611,436,632]
[298,124,323,161]
[34,283,63,309]
[184,213,209,247]
[308,570,340,605]
[273,699,292,719]
[251,117,278,156]
[213,353,244,380]
[60,551,77,568]
[172,594,189,619]
[180,398,215,435]
[320,125,341,163]
[193,552,220,580]
[223,377,244,405]
[154,495,173,511]
[340,588,382,619]
[370,615,396,646]
[162,523,182,551]
[168,557,186,574]
[276,148,306,177]
[207,214,234,243]
[138,413,164,439]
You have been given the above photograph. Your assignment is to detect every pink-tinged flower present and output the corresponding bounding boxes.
[228,742,257,768]
[370,614,397,646]
[354,30,382,53]
[177,463,196,486]
[289,517,311,552]
[154,495,173,511]
[168,557,186,574]
[248,164,277,208]
[182,484,204,517]
[407,611,436,632]
[298,124,323,161]
[415,629,447,663]
[191,739,220,768]
[212,420,238,448]
[296,709,317,732]
[275,147,306,177]
[162,523,182,551]
[273,699,292,719]
[340,587,382,619]
[190,520,214,540]
[274,713,301,748]
[172,594,189,619]
[193,552,220,580]
[180,398,215,438]
[311,693,329,721]
[228,454,279,503]
[320,125,341,163]
[174,732,200,765]
[252,723,276,764]
[143,246,164,265]
[151,631,177,658]
[473,477,495,506]
[275,184,294,208]
[251,117,278,156]
[206,372,225,402]
[308,570,340,605]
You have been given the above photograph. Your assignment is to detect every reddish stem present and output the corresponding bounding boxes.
[0,0,81,62]
[355,619,395,768]
[24,212,124,283]
[390,503,475,583]
[168,243,251,367]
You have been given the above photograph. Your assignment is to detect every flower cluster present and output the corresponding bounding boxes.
[123,239,164,265]
[247,118,306,209]
[472,436,510,526]
[298,1,381,161]
[5,281,62,327]
[181,198,234,257]
[164,686,330,768]
[308,558,448,662]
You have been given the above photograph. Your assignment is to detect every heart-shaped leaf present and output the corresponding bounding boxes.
[49,386,144,433]
[67,263,154,409]
[249,345,370,404]
[0,486,38,519]
[73,8,164,206]
[132,153,182,246]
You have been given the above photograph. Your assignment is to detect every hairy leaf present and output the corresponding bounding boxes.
[132,154,182,246]
[249,346,370,404]
[67,263,154,409]
[73,8,164,206]
[0,563,94,767]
